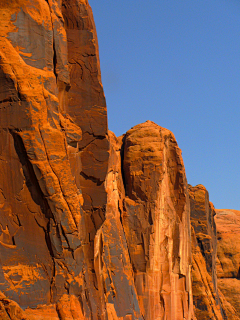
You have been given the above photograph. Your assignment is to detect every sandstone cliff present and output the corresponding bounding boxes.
[188,185,240,320]
[215,209,240,317]
[188,186,240,320]
[0,0,238,319]
[189,185,222,319]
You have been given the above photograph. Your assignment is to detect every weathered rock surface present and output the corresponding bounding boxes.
[62,0,109,210]
[189,186,240,320]
[189,185,223,319]
[121,121,194,319]
[0,0,239,319]
[215,209,240,317]
[0,0,108,318]
[215,209,240,280]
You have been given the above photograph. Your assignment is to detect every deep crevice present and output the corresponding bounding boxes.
[80,171,103,186]
[11,236,15,246]
[148,209,153,226]
[46,0,58,82]
[119,134,127,194]
[197,238,205,256]
[237,266,240,279]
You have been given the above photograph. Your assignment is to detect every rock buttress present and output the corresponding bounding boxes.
[215,209,240,318]
[61,0,109,209]
[61,0,110,316]
[93,131,143,319]
[120,121,195,320]
[189,185,240,320]
[189,185,223,319]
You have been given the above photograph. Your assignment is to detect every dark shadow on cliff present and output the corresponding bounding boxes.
[10,130,55,258]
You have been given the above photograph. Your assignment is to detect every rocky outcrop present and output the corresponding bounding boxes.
[189,185,223,319]
[215,209,240,316]
[121,122,194,319]
[0,0,239,319]
[215,209,240,280]
[189,186,240,320]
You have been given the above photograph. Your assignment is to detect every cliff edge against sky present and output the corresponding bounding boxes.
[0,1,239,319]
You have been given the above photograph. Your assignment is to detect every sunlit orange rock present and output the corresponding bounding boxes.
[189,186,240,320]
[62,0,109,210]
[189,185,223,319]
[215,209,240,317]
[0,0,238,319]
[121,121,194,319]
[0,0,106,317]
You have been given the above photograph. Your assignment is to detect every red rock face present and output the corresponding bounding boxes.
[0,0,238,319]
[61,0,109,210]
[215,209,240,317]
[189,186,240,320]
[189,185,223,320]
[0,0,107,317]
[0,0,71,310]
[121,122,194,319]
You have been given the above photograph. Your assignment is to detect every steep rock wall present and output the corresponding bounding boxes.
[215,209,240,317]
[0,0,238,319]
[189,186,240,320]
[0,0,108,318]
[189,185,223,319]
[121,121,194,320]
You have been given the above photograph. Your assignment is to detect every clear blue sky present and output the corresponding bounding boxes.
[90,0,240,210]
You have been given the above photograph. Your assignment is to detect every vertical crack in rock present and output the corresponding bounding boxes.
[0,1,239,319]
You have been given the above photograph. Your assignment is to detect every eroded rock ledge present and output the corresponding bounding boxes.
[0,0,239,319]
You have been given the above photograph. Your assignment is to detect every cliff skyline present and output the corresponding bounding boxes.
[0,0,239,319]
[91,0,240,211]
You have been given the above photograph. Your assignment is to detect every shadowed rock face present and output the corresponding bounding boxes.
[0,0,239,319]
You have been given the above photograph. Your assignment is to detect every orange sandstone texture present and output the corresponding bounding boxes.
[61,0,109,209]
[121,122,194,320]
[189,185,223,319]
[215,209,240,316]
[189,186,240,320]
[0,0,238,319]
[0,0,106,318]
[215,209,240,280]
